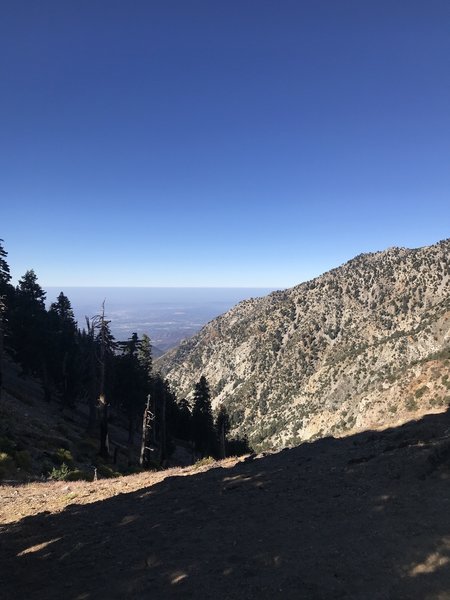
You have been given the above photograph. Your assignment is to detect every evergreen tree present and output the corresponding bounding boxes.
[138,333,152,383]
[0,239,11,294]
[16,269,46,308]
[0,239,12,401]
[125,332,139,356]
[191,375,216,457]
[114,333,147,445]
[10,270,47,377]
[96,306,116,458]
[81,317,99,432]
[85,303,117,458]
[48,292,80,406]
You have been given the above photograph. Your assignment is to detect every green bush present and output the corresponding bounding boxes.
[406,397,418,411]
[66,469,90,482]
[193,456,216,469]
[50,462,71,481]
[96,464,121,479]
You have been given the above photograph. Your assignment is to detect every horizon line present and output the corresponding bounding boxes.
[43,285,282,289]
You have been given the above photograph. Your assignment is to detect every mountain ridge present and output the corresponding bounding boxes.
[157,238,450,450]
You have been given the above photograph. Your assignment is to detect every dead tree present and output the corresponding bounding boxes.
[140,394,154,468]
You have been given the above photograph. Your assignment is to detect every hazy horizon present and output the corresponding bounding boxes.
[45,286,275,349]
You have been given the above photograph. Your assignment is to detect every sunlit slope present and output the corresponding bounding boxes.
[158,239,450,449]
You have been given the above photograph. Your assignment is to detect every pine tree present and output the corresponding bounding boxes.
[96,303,115,458]
[48,292,80,406]
[81,317,99,432]
[125,332,139,356]
[87,302,116,458]
[138,333,152,381]
[0,239,12,401]
[10,270,47,377]
[114,333,147,445]
[192,376,216,457]
[0,239,11,293]
[16,269,46,308]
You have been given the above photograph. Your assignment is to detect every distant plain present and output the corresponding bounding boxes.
[45,287,274,353]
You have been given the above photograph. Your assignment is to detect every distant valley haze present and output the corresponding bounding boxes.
[44,286,274,351]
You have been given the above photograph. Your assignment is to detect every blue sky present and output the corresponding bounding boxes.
[1,1,449,287]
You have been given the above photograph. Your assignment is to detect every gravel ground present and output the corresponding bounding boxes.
[2,411,450,599]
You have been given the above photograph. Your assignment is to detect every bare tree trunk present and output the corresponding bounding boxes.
[140,394,153,468]
[99,393,109,458]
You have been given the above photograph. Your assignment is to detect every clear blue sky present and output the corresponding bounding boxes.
[1,1,449,287]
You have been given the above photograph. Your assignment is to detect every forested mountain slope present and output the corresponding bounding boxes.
[158,239,450,449]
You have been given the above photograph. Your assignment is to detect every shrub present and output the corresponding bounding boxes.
[66,469,90,482]
[50,462,71,481]
[193,456,216,470]
[95,464,121,479]
[406,397,418,411]
[415,386,429,399]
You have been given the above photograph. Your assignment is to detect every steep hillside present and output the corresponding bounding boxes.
[0,358,142,481]
[158,239,450,449]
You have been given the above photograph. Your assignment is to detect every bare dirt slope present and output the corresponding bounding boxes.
[2,409,450,599]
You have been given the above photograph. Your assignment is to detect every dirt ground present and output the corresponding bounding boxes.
[2,411,450,599]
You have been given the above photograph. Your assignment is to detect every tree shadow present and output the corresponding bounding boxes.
[3,409,450,599]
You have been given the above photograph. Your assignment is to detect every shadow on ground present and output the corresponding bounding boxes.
[2,410,450,599]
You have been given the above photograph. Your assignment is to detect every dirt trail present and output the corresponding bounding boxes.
[2,411,450,599]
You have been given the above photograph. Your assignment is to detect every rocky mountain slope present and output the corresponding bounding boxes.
[158,239,450,450]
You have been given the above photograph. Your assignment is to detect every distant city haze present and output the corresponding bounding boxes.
[45,287,275,354]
